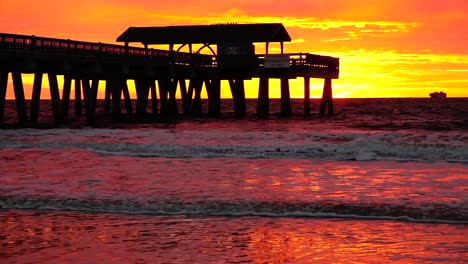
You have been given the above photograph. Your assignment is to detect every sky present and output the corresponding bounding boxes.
[1,0,467,98]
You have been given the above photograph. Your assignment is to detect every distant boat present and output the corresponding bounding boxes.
[430,91,447,99]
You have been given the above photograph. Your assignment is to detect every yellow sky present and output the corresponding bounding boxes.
[1,0,467,98]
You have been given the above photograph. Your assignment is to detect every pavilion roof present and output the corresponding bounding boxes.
[116,23,292,45]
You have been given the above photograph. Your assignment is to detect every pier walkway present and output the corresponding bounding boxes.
[0,23,339,125]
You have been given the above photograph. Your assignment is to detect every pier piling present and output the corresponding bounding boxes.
[320,78,334,115]
[74,79,82,116]
[229,79,246,118]
[150,81,158,115]
[280,78,291,116]
[62,75,72,119]
[0,72,8,122]
[29,73,43,123]
[257,76,269,119]
[12,72,28,123]
[304,77,310,116]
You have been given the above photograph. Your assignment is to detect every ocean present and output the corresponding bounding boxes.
[0,98,467,263]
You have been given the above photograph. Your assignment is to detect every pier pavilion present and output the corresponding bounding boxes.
[0,23,339,125]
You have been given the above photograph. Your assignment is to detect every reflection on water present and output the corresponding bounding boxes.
[0,149,466,222]
[0,149,465,206]
[1,210,466,263]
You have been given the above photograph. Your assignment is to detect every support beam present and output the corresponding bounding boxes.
[191,79,203,116]
[134,79,143,115]
[86,79,99,124]
[229,79,246,118]
[12,72,28,123]
[257,76,269,119]
[122,79,133,115]
[167,79,179,116]
[158,78,178,118]
[150,81,158,115]
[180,79,190,114]
[0,72,9,122]
[304,77,310,116]
[135,79,150,116]
[62,75,72,119]
[104,80,111,113]
[186,79,196,115]
[30,73,43,123]
[74,79,82,116]
[81,79,90,111]
[320,78,334,115]
[158,79,168,116]
[280,78,291,116]
[110,79,122,119]
[207,79,221,117]
[48,73,63,124]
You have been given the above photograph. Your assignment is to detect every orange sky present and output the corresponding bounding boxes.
[2,0,467,98]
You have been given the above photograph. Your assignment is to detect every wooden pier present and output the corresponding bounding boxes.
[0,23,339,125]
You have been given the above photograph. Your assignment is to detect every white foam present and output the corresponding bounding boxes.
[1,196,466,224]
[0,128,467,162]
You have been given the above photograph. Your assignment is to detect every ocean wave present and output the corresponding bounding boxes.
[1,138,467,163]
[0,129,467,162]
[1,196,466,224]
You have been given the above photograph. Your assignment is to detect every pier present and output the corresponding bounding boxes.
[0,23,339,125]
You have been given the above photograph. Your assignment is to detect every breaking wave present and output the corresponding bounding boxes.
[0,128,466,162]
[0,195,466,224]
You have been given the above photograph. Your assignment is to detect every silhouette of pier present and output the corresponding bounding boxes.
[0,23,339,125]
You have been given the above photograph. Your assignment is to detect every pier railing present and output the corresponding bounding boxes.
[0,33,215,67]
[257,53,339,73]
[0,33,338,76]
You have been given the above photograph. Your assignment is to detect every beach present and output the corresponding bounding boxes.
[1,98,467,263]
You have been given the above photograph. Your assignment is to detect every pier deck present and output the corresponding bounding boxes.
[0,23,339,125]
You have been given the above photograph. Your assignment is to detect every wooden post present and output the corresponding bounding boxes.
[29,73,43,123]
[0,72,8,122]
[143,81,151,114]
[111,79,122,119]
[280,77,291,116]
[191,79,203,116]
[327,79,334,115]
[62,75,72,119]
[214,79,221,116]
[167,78,178,116]
[87,79,99,124]
[304,77,310,116]
[122,79,133,115]
[158,79,168,116]
[207,79,221,117]
[134,79,143,115]
[12,72,28,123]
[180,79,190,114]
[104,80,111,113]
[320,78,334,115]
[74,78,82,116]
[229,79,246,118]
[238,80,246,118]
[81,79,90,112]
[186,79,196,114]
[150,81,158,115]
[48,73,63,124]
[257,76,269,119]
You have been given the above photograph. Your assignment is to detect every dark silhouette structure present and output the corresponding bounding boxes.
[0,23,339,125]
